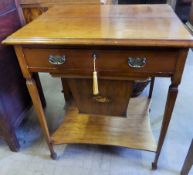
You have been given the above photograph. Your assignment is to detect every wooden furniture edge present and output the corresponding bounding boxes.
[3,39,193,48]
[19,0,112,8]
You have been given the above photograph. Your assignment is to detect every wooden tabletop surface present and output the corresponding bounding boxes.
[3,4,193,47]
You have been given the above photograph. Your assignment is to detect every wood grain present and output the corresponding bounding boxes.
[20,0,108,23]
[3,5,193,47]
[5,4,191,165]
[23,48,178,76]
[26,79,56,158]
[67,79,133,116]
[51,97,157,152]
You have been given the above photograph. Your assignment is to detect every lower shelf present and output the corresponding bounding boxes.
[51,97,157,152]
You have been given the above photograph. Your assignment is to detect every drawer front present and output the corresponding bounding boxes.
[23,48,178,76]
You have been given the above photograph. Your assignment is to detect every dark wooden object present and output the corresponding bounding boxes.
[67,79,133,116]
[0,0,31,151]
[118,0,166,4]
[181,139,193,175]
[0,0,45,151]
[175,0,192,22]
[3,5,193,169]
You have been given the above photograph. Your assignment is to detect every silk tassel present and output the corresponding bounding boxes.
[93,54,99,95]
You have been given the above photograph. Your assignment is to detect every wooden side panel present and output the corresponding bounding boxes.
[67,79,133,116]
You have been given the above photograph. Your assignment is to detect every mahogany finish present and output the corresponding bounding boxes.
[3,4,193,169]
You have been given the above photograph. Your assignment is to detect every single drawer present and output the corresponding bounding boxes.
[23,48,178,76]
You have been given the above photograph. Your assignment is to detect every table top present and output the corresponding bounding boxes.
[3,4,193,47]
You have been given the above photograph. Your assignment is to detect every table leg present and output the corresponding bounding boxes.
[4,128,20,152]
[33,73,46,108]
[1,118,20,152]
[26,79,57,159]
[152,84,178,169]
[181,140,193,175]
[14,46,57,159]
[61,78,72,102]
[148,77,155,99]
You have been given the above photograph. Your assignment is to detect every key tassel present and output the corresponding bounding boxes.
[93,53,99,95]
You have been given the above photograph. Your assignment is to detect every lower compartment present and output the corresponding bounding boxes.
[51,96,157,152]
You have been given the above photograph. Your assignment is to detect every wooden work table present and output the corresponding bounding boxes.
[3,4,193,169]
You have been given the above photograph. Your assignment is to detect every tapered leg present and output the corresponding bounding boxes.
[26,79,57,159]
[61,78,72,102]
[5,132,20,152]
[181,140,193,175]
[148,77,155,99]
[14,46,57,159]
[0,118,20,152]
[4,127,20,152]
[152,84,178,170]
[33,73,46,108]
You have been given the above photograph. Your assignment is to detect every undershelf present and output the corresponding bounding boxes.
[51,96,157,152]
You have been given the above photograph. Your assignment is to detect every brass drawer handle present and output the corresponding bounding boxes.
[93,95,111,103]
[48,55,66,65]
[128,57,147,68]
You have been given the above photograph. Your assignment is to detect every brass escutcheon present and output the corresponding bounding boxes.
[93,95,111,103]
